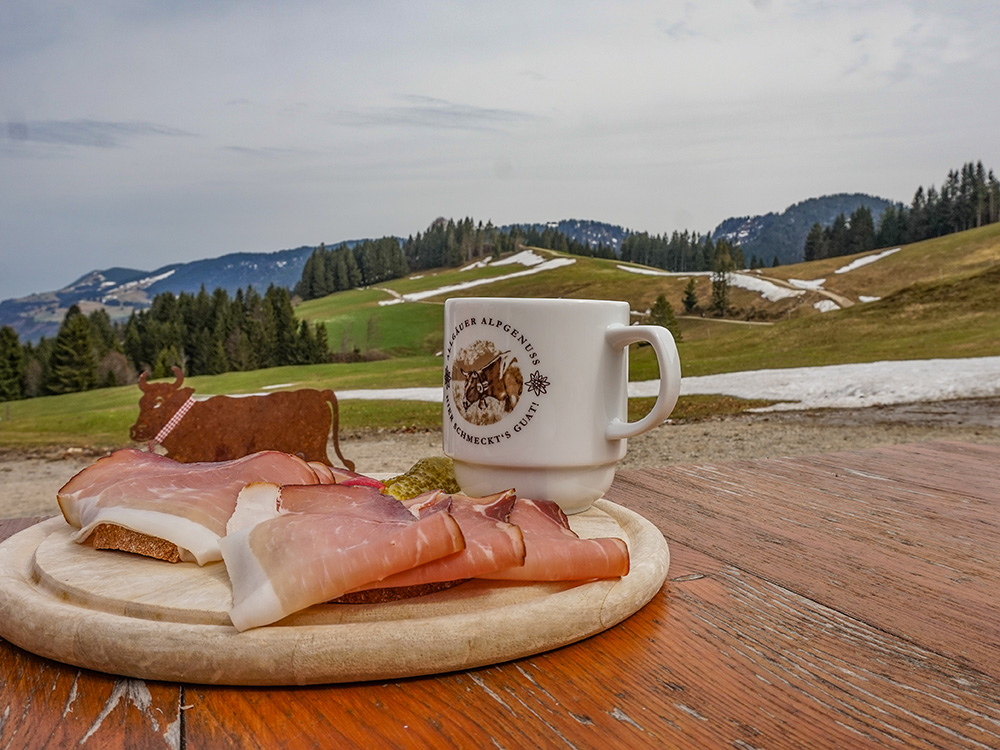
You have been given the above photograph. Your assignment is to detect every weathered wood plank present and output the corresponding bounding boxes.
[0,646,182,749]
[804,441,1000,503]
[0,520,178,750]
[616,442,1000,680]
[182,543,1000,750]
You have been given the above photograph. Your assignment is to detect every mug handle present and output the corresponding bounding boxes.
[604,324,681,441]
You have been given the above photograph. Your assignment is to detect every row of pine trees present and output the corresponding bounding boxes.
[294,218,616,302]
[293,237,409,300]
[619,232,771,272]
[0,286,330,402]
[804,161,1000,261]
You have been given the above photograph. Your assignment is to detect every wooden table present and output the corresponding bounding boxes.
[1,441,998,749]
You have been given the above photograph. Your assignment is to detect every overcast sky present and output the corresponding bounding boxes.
[2,0,998,302]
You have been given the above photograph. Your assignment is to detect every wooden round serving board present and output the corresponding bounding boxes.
[0,500,668,685]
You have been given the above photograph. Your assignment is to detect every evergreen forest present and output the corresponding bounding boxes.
[804,161,1000,261]
[294,218,616,301]
[0,285,330,401]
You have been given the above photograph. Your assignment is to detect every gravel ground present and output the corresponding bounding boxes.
[4,396,998,520]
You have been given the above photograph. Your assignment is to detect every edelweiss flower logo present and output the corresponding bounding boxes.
[526,370,549,397]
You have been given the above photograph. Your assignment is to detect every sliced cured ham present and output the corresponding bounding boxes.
[57,448,322,565]
[479,499,630,581]
[307,462,384,489]
[350,490,525,592]
[220,482,465,631]
[307,462,337,484]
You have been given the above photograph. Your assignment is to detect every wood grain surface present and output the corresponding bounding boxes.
[617,440,1000,680]
[2,442,998,749]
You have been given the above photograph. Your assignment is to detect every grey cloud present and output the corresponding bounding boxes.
[4,119,193,148]
[336,95,542,131]
[657,19,701,40]
[220,145,319,158]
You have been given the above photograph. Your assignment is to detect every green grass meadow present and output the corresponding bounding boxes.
[3,225,998,451]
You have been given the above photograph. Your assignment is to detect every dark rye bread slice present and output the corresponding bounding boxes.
[330,579,467,604]
[84,523,466,604]
[85,524,183,563]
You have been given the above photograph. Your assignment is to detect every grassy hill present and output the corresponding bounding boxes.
[763,222,1000,304]
[2,224,998,451]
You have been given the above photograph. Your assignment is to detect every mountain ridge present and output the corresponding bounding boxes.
[712,193,895,265]
[2,195,895,342]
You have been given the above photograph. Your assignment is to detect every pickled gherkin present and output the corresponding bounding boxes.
[382,456,462,501]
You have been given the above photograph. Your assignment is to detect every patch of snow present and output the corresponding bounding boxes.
[102,269,178,302]
[338,387,443,402]
[617,265,671,277]
[859,295,881,303]
[493,249,545,267]
[377,257,577,306]
[112,269,176,293]
[461,250,548,271]
[322,356,1000,413]
[788,278,826,290]
[460,259,492,271]
[814,300,840,313]
[617,265,709,278]
[730,274,804,302]
[615,266,804,302]
[375,287,405,306]
[834,247,901,274]
[654,356,1000,411]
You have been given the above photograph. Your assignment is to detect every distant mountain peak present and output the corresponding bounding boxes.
[713,193,895,265]
[502,218,630,251]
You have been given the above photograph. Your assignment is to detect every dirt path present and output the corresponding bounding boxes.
[3,397,997,520]
[756,272,855,308]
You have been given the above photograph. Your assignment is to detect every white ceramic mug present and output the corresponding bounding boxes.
[442,297,681,513]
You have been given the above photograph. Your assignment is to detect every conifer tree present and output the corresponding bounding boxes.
[682,278,698,313]
[45,306,98,394]
[649,294,682,342]
[0,326,24,401]
[152,346,183,379]
[803,222,826,262]
[846,206,876,255]
[710,242,735,316]
[88,309,117,356]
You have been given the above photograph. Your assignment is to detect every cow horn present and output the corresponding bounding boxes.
[138,370,150,392]
[171,366,184,388]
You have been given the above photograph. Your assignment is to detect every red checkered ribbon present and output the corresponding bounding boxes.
[151,396,196,447]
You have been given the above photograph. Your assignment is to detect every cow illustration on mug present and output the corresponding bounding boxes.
[452,342,524,426]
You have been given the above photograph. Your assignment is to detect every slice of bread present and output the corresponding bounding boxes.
[86,524,182,563]
[330,579,467,604]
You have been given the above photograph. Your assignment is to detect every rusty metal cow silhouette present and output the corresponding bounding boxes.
[129,367,354,470]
